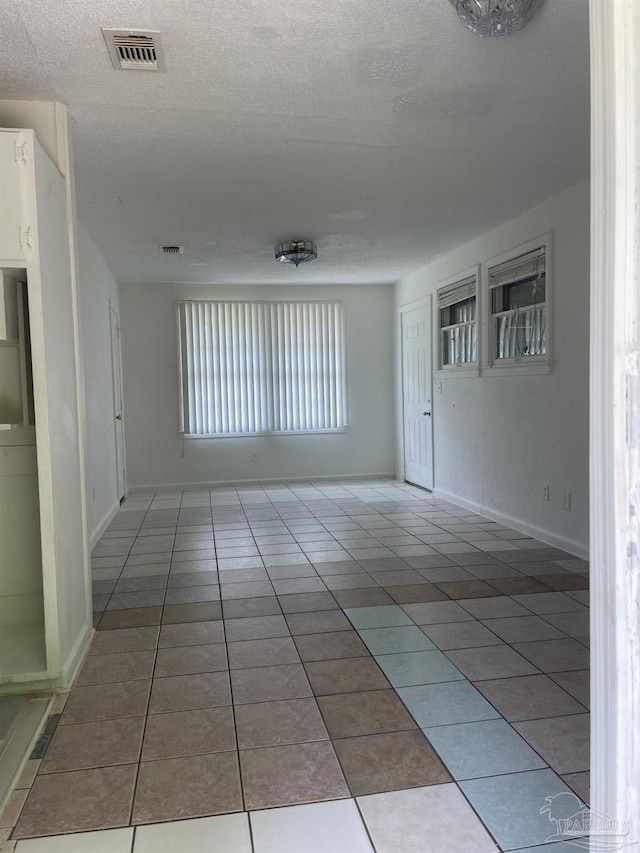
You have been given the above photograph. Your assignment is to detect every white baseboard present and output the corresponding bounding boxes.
[89,500,120,549]
[128,472,396,492]
[432,486,589,561]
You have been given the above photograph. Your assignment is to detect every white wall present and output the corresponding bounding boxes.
[395,180,590,557]
[77,222,121,544]
[119,283,395,488]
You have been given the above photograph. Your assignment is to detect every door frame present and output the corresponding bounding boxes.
[589,0,640,840]
[108,299,126,501]
[400,294,434,490]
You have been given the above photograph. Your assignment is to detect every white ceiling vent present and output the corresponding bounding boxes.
[102,29,166,72]
[159,245,184,255]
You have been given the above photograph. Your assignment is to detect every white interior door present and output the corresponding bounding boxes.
[109,304,126,501]
[402,301,434,490]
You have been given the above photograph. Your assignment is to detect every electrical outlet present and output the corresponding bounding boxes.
[562,490,572,511]
[543,483,550,502]
[251,452,259,463]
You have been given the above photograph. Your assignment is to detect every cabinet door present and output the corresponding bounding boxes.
[0,132,27,264]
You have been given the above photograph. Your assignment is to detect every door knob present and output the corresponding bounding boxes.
[116,415,122,420]
[423,411,431,417]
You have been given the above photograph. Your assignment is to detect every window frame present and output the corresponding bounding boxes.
[434,265,481,379]
[482,233,553,376]
[176,299,349,439]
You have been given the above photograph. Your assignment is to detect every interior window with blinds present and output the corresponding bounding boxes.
[177,301,347,436]
[490,246,547,361]
[438,274,477,367]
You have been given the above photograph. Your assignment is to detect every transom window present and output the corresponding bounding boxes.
[177,300,347,436]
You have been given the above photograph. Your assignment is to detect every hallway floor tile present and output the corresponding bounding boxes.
[2,479,589,851]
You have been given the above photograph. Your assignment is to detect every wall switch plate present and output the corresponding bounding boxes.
[435,381,443,394]
[562,490,572,511]
[543,483,550,502]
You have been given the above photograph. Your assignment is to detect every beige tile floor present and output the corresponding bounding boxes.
[0,479,590,852]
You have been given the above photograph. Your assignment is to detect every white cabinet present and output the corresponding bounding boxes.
[0,129,91,691]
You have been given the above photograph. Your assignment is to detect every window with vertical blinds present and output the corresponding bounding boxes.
[490,246,547,361]
[437,274,477,368]
[177,301,347,436]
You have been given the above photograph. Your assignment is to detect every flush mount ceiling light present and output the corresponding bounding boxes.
[449,0,544,37]
[275,240,317,267]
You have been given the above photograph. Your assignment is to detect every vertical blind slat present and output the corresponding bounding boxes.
[178,301,346,435]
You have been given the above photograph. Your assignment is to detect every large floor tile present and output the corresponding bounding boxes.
[318,689,417,737]
[475,674,587,721]
[358,625,435,654]
[98,607,162,630]
[384,583,448,604]
[421,620,503,650]
[75,650,155,686]
[334,729,450,794]
[15,828,134,852]
[457,597,531,619]
[304,657,390,695]
[285,610,352,635]
[221,596,282,619]
[235,697,328,749]
[397,681,501,727]
[224,615,290,642]
[227,637,300,669]
[142,706,236,759]
[240,741,349,809]
[13,766,137,838]
[231,663,312,704]
[134,814,252,853]
[445,645,539,681]
[562,770,590,804]
[278,592,338,613]
[88,627,159,656]
[293,630,369,661]
[514,714,590,774]
[60,680,151,724]
[250,799,373,853]
[401,601,475,625]
[510,592,587,614]
[161,601,222,624]
[132,752,242,823]
[149,671,231,713]
[376,650,464,687]
[154,643,228,677]
[357,783,498,853]
[424,719,547,779]
[460,768,576,850]
[40,717,144,773]
[481,615,566,643]
[343,606,412,629]
[549,670,590,707]
[332,588,395,608]
[157,619,224,647]
[512,639,590,673]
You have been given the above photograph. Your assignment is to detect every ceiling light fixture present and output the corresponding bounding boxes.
[449,0,543,37]
[275,240,317,267]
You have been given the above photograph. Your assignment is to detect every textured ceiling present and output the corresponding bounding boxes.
[0,0,589,284]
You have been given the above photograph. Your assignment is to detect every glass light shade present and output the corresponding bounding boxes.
[451,0,544,37]
[275,241,317,267]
